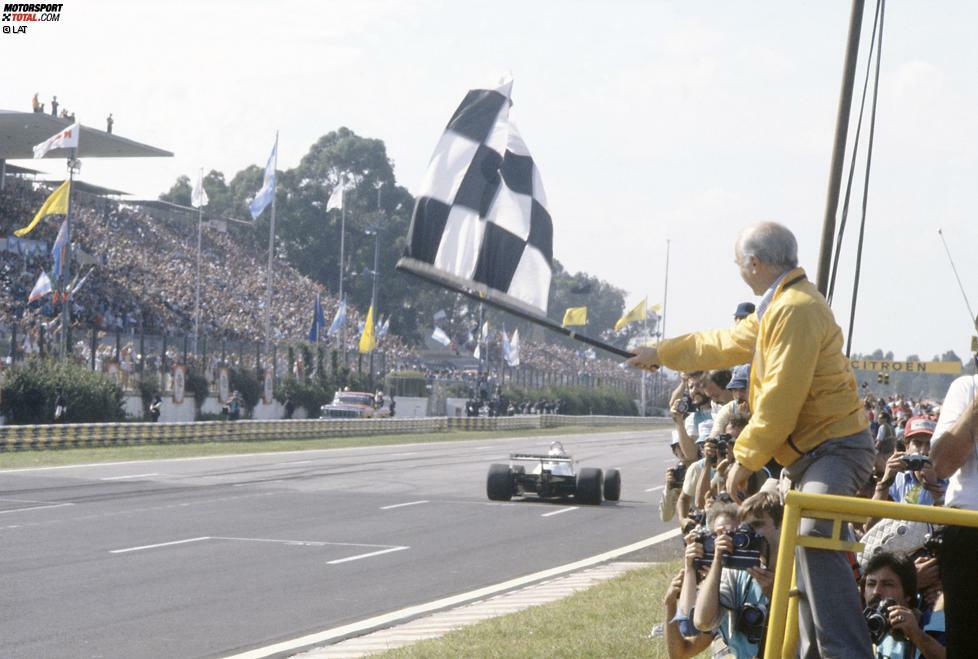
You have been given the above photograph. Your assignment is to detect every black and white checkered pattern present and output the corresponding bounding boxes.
[406,78,553,313]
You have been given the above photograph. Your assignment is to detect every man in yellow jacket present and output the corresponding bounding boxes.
[628,222,874,658]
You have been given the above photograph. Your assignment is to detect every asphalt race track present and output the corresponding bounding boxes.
[0,428,679,658]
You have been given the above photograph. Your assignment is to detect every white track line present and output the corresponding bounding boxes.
[380,500,429,510]
[99,473,159,481]
[645,485,665,493]
[110,536,211,554]
[541,506,578,518]
[276,460,312,466]
[0,502,74,515]
[327,546,409,565]
[226,526,682,659]
[389,452,418,457]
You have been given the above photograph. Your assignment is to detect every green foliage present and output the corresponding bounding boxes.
[184,369,210,411]
[276,377,335,418]
[138,377,161,419]
[0,357,125,424]
[506,385,636,416]
[386,370,428,397]
[229,368,260,415]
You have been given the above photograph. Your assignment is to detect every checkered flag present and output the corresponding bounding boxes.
[403,76,553,315]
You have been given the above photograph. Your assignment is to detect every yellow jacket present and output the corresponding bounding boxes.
[657,267,867,471]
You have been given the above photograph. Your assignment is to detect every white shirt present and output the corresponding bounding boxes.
[931,375,978,511]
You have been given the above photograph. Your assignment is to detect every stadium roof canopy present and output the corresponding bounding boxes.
[39,179,130,197]
[0,111,173,160]
[2,163,43,175]
[131,199,253,226]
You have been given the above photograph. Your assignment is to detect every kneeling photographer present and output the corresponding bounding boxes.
[861,552,946,659]
[692,492,783,658]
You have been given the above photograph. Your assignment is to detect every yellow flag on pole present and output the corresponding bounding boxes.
[359,305,376,353]
[562,306,588,327]
[614,298,648,331]
[14,180,70,237]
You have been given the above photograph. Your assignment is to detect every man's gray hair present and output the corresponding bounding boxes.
[737,222,798,268]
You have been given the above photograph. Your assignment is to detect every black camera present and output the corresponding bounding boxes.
[682,508,706,534]
[667,462,687,489]
[863,597,903,644]
[923,528,944,558]
[900,454,930,471]
[674,393,697,417]
[736,602,768,645]
[693,524,765,570]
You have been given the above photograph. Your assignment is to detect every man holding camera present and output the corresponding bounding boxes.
[861,552,946,659]
[874,417,945,507]
[629,222,875,657]
[692,492,782,659]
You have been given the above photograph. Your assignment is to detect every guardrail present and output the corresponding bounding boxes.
[766,491,978,658]
[0,415,669,452]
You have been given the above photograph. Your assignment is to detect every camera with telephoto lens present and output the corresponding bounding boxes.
[667,462,687,490]
[693,523,765,570]
[900,454,930,471]
[736,602,768,646]
[863,597,904,644]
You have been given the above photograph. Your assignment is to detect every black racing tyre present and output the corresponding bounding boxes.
[487,463,514,501]
[603,468,622,501]
[576,467,603,505]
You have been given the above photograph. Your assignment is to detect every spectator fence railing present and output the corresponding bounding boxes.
[0,414,669,452]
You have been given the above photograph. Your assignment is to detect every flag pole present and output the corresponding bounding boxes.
[60,150,77,361]
[263,131,278,356]
[338,184,346,365]
[193,168,203,357]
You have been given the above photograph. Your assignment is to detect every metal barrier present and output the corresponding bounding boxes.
[0,415,669,452]
[766,491,978,658]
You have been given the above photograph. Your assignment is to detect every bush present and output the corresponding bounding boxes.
[386,370,428,397]
[505,385,636,416]
[229,368,260,415]
[276,377,334,418]
[0,357,125,424]
[138,376,161,420]
[185,369,210,411]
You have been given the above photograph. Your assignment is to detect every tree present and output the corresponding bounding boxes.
[160,175,192,206]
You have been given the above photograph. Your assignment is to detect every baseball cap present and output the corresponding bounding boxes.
[734,302,756,318]
[904,416,936,440]
[727,364,750,390]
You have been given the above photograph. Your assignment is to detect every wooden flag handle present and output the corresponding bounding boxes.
[396,258,636,360]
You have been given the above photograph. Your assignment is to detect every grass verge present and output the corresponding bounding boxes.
[374,559,684,659]
[0,424,652,470]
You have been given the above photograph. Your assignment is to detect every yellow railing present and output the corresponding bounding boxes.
[767,491,978,658]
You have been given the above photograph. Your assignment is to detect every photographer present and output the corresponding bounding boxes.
[662,570,714,659]
[711,364,750,440]
[678,420,716,521]
[671,372,712,462]
[929,375,978,656]
[873,417,945,508]
[629,222,876,656]
[660,435,692,522]
[861,552,946,659]
[693,492,782,659]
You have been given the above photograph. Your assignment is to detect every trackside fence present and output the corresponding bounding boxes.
[0,415,669,452]
[766,491,978,658]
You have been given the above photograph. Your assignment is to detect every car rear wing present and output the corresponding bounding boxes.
[509,453,573,463]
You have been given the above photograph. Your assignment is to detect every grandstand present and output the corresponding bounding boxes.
[0,112,644,401]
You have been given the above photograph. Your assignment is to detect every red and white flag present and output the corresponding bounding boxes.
[33,122,80,158]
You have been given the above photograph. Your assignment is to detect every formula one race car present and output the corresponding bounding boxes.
[486,442,621,505]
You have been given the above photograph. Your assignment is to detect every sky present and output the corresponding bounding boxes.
[4,0,978,362]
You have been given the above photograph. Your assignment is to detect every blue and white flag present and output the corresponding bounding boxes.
[376,316,390,339]
[507,329,520,367]
[249,136,278,219]
[502,327,511,363]
[51,219,68,282]
[308,293,326,342]
[327,298,347,337]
